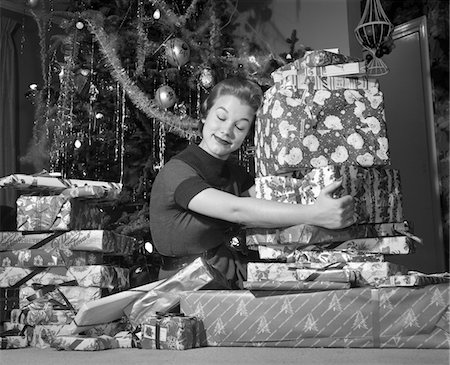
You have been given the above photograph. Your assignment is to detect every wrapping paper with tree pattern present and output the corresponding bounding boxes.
[255,165,403,224]
[246,222,410,247]
[254,77,390,175]
[0,265,129,289]
[140,314,200,350]
[257,236,415,259]
[16,195,107,231]
[180,284,450,348]
[0,230,137,254]
[243,280,351,291]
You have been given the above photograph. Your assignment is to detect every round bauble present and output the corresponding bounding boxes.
[155,85,176,109]
[199,67,214,88]
[165,38,190,68]
[26,0,40,8]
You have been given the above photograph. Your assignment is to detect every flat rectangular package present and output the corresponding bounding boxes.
[180,284,450,348]
[0,230,137,254]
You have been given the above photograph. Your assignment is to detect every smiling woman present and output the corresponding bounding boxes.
[149,77,356,289]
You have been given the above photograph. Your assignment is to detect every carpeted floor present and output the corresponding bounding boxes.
[1,347,448,365]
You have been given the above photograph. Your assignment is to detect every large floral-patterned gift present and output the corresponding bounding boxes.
[180,284,450,348]
[345,262,409,286]
[16,195,107,231]
[255,165,403,224]
[257,236,415,259]
[19,285,105,311]
[0,266,129,289]
[247,262,359,284]
[51,335,120,351]
[0,230,137,254]
[140,313,201,350]
[246,221,410,247]
[11,306,75,326]
[255,73,390,175]
[0,173,122,197]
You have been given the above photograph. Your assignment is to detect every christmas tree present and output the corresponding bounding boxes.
[22,0,293,249]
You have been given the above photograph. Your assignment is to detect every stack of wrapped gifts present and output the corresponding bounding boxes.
[0,174,136,349]
[178,50,450,348]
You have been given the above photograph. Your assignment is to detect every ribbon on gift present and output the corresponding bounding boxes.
[27,283,78,313]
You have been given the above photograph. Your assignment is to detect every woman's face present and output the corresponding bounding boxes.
[199,94,255,160]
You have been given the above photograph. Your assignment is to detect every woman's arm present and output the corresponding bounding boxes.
[188,180,355,229]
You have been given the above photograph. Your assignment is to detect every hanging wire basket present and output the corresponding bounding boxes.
[354,0,393,76]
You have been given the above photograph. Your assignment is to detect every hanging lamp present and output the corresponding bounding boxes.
[354,0,393,76]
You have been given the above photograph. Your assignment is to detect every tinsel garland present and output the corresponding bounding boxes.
[135,0,146,77]
[82,11,199,139]
[149,0,202,28]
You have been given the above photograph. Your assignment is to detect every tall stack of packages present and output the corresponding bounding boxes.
[179,50,450,348]
[0,174,136,349]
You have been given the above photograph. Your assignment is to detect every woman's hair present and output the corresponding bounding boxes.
[200,77,263,122]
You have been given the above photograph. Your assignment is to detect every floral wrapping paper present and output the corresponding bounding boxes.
[0,248,107,267]
[0,335,29,349]
[247,262,359,284]
[16,195,107,231]
[255,71,390,175]
[257,236,415,259]
[126,257,230,327]
[376,272,450,288]
[344,262,409,286]
[0,265,129,289]
[242,280,351,291]
[0,173,122,196]
[51,334,119,351]
[11,306,75,326]
[19,285,105,311]
[0,230,137,254]
[140,314,200,350]
[246,221,410,247]
[255,165,403,224]
[258,249,385,265]
[180,284,450,348]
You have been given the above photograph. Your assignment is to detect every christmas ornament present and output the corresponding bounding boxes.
[74,139,82,149]
[155,85,177,109]
[26,0,40,8]
[153,9,161,19]
[76,21,85,30]
[199,67,214,88]
[165,38,190,68]
[95,112,104,119]
[354,0,393,76]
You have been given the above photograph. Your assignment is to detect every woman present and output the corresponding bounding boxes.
[150,77,354,288]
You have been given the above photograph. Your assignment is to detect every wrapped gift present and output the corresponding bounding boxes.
[0,266,129,289]
[0,173,122,196]
[11,306,75,326]
[242,280,351,291]
[180,284,450,348]
[247,222,411,247]
[279,250,384,266]
[16,195,107,231]
[141,313,200,350]
[247,262,358,284]
[0,335,28,349]
[126,257,229,327]
[305,61,366,77]
[255,166,404,224]
[255,76,390,175]
[19,285,105,311]
[304,50,360,67]
[377,272,450,287]
[0,230,137,254]
[345,262,408,286]
[0,288,19,322]
[51,334,119,351]
[113,331,135,348]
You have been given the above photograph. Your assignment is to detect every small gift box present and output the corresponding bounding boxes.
[141,313,200,350]
[242,280,351,291]
[377,272,450,287]
[345,262,408,286]
[51,334,120,351]
[0,230,137,254]
[0,335,29,349]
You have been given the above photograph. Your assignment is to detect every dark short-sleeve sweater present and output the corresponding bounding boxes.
[149,144,254,257]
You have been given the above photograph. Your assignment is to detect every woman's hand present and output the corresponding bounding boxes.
[311,180,355,229]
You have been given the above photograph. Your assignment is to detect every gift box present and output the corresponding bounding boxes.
[0,173,122,196]
[242,280,351,291]
[0,335,28,349]
[51,334,119,351]
[257,236,415,259]
[180,284,450,348]
[19,285,105,311]
[345,262,408,286]
[16,195,107,231]
[0,230,137,254]
[255,70,390,175]
[0,265,129,289]
[126,257,229,327]
[377,272,450,287]
[304,50,360,67]
[255,165,404,224]
[11,306,75,326]
[246,222,410,247]
[305,61,367,77]
[113,331,136,348]
[141,313,200,350]
[247,262,358,284]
